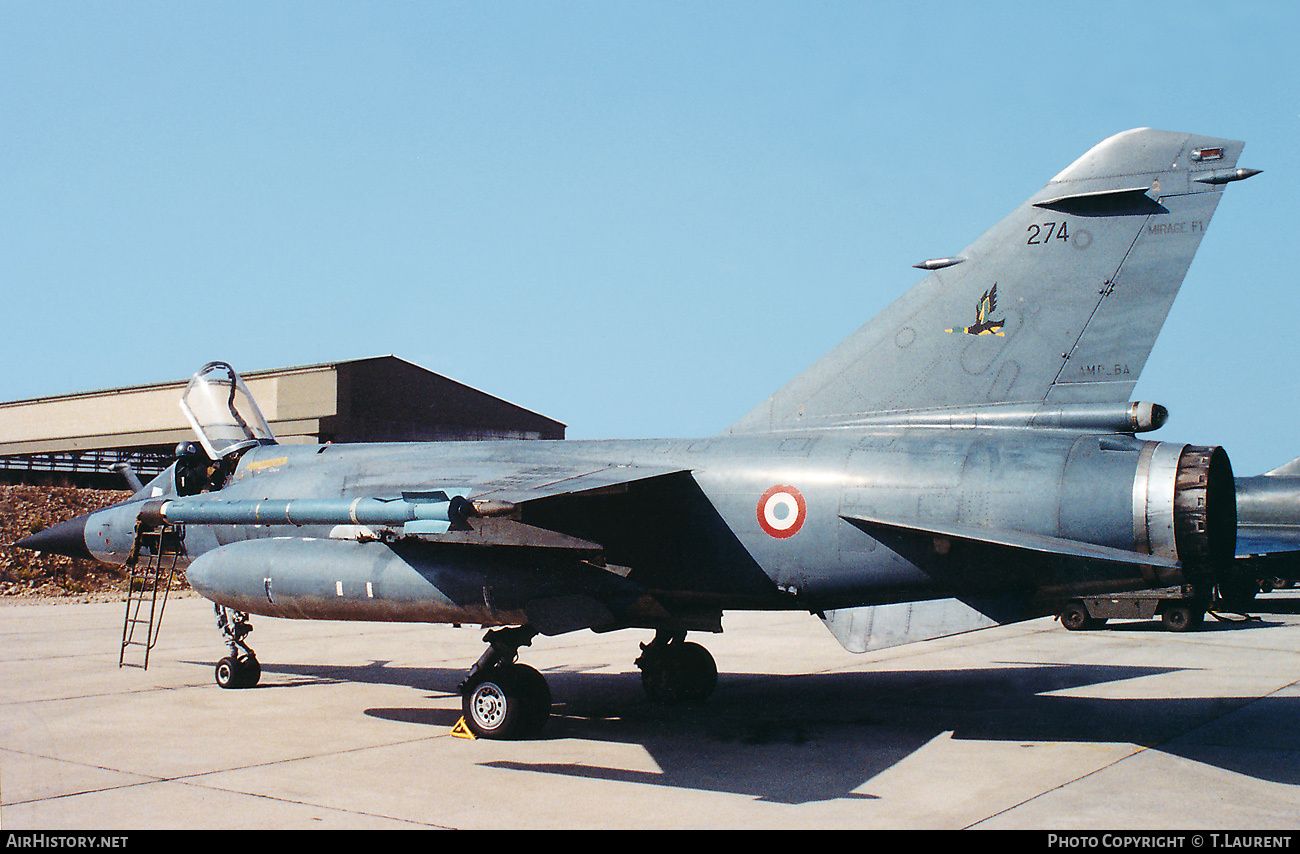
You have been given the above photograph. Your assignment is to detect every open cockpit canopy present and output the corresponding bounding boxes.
[180,361,277,460]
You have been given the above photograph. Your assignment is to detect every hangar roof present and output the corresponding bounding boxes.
[0,356,565,458]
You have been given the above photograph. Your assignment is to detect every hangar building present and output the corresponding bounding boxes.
[0,356,565,488]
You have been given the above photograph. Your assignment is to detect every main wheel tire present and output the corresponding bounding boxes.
[641,641,717,704]
[674,642,717,702]
[511,663,551,737]
[462,663,550,739]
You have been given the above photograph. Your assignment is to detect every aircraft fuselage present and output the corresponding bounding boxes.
[75,425,1232,636]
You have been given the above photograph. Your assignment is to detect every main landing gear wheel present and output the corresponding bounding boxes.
[458,625,551,740]
[461,662,552,740]
[635,632,717,704]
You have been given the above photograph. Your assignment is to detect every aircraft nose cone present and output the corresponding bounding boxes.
[15,514,93,561]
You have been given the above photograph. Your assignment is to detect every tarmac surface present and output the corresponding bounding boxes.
[2,591,1299,830]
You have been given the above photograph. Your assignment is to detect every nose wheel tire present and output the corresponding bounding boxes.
[461,663,551,739]
[215,654,260,689]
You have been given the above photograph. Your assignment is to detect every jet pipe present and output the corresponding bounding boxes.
[1123,443,1235,576]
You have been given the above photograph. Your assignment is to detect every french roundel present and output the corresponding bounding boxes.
[757,485,806,539]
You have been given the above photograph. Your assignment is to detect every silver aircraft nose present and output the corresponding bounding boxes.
[15,514,94,561]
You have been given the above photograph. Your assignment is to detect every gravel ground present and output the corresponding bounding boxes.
[0,484,194,604]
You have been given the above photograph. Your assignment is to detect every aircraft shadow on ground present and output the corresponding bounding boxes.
[528,663,1300,804]
[244,647,1299,805]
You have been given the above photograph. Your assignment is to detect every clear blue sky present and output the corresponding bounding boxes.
[2,2,1295,474]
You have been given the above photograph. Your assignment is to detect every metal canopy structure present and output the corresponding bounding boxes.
[0,356,565,487]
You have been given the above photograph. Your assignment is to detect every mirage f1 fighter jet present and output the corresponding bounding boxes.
[19,128,1259,739]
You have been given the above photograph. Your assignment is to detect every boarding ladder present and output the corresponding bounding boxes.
[119,522,183,670]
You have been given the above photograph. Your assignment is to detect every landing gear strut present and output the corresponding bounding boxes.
[635,630,717,704]
[214,605,260,689]
[459,626,551,739]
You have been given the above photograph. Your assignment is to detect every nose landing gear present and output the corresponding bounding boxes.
[214,605,260,689]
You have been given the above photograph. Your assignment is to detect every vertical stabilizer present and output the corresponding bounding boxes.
[729,129,1253,432]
